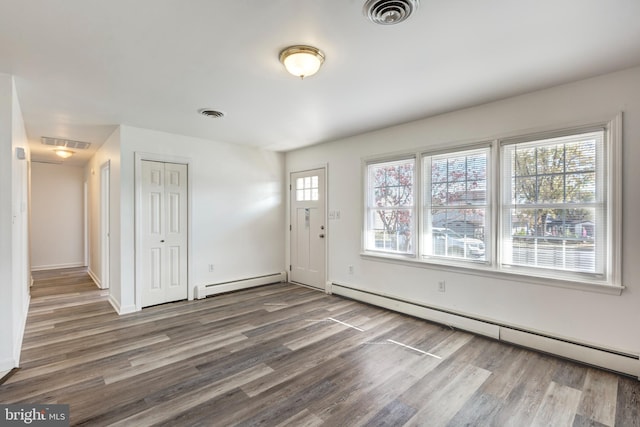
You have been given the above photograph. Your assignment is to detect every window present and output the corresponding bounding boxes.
[501,131,606,278]
[365,158,415,255]
[363,119,621,289]
[423,148,489,261]
[296,175,319,201]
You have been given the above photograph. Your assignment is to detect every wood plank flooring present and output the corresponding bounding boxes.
[1,268,638,426]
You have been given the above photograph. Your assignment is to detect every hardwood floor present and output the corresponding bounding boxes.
[1,268,638,426]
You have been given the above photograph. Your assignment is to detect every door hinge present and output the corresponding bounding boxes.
[289,224,292,231]
[289,265,292,271]
[289,184,292,191]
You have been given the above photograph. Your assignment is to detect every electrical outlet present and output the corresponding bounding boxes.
[438,281,446,292]
[335,210,341,220]
[208,264,215,272]
[348,265,354,274]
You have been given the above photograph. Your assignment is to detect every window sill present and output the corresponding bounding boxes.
[360,251,624,296]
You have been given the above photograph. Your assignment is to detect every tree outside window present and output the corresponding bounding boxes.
[503,131,605,274]
[366,158,415,254]
[424,149,489,261]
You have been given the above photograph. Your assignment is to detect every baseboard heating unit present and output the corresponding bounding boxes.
[330,283,639,379]
[195,272,287,299]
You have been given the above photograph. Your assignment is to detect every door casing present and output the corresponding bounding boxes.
[100,161,110,290]
[289,167,327,290]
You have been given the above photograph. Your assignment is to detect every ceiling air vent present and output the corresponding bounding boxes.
[41,137,91,150]
[199,109,225,118]
[363,0,419,25]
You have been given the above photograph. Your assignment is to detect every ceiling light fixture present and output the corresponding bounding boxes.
[54,149,74,159]
[279,45,325,79]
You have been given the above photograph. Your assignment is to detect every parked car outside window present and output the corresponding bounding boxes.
[432,227,485,259]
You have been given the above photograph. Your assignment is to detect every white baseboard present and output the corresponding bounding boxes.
[331,283,639,378]
[31,262,85,271]
[195,272,286,299]
[108,295,137,315]
[14,294,31,366]
[87,268,101,288]
[0,358,16,373]
[119,304,137,315]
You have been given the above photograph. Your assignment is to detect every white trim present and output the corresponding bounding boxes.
[84,181,88,267]
[363,157,417,256]
[31,262,85,271]
[108,294,136,315]
[0,358,16,372]
[332,283,639,377]
[360,114,624,291]
[100,161,110,291]
[195,272,286,299]
[14,294,30,366]
[608,113,623,289]
[87,267,101,289]
[134,152,193,311]
[288,165,328,292]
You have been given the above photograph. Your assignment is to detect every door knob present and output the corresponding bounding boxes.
[160,240,165,243]
[319,234,325,238]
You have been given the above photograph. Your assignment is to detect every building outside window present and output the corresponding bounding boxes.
[501,130,606,278]
[423,148,489,262]
[362,119,620,289]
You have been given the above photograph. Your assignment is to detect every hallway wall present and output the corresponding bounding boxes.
[31,162,85,270]
[0,74,30,371]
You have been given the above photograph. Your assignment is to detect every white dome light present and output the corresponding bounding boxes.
[279,45,325,79]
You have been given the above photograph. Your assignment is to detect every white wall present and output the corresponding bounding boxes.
[85,127,121,304]
[286,66,640,356]
[31,162,85,270]
[0,74,31,371]
[86,125,286,313]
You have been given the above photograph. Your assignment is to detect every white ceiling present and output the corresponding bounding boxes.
[2,0,640,166]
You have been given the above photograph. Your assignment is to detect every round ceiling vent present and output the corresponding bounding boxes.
[199,109,225,118]
[363,0,419,25]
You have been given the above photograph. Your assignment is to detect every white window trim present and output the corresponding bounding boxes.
[420,145,492,263]
[361,114,624,294]
[363,155,418,257]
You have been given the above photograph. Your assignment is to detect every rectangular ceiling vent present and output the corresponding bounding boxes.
[41,137,92,150]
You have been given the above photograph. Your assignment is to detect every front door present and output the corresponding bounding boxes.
[290,168,326,289]
[140,160,188,307]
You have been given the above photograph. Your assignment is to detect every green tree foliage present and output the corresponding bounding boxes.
[429,153,487,238]
[512,140,596,238]
[371,161,413,251]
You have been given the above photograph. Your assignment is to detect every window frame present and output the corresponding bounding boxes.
[421,145,492,265]
[363,155,418,257]
[361,115,623,293]
[498,128,607,282]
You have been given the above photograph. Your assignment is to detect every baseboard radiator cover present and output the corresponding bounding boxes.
[331,283,639,378]
[195,272,287,299]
